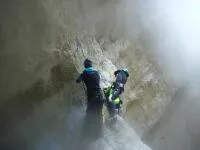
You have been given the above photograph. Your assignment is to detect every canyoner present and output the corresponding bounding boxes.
[103,68,129,121]
[76,58,104,138]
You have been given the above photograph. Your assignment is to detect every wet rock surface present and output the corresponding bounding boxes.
[0,0,180,150]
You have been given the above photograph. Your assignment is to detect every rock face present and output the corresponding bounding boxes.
[0,0,177,149]
[142,84,200,150]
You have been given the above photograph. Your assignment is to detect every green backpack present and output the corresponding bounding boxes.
[103,86,120,105]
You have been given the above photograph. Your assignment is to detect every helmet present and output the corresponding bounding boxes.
[83,58,92,68]
[122,68,129,77]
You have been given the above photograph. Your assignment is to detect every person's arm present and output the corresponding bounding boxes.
[76,73,83,83]
[114,70,120,76]
[115,72,123,83]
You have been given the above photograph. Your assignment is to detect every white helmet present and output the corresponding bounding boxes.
[121,68,129,77]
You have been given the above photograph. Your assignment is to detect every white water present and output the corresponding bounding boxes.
[35,104,152,150]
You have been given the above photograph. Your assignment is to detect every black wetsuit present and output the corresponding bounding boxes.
[76,67,103,105]
[111,69,128,100]
[106,69,128,117]
[76,67,103,133]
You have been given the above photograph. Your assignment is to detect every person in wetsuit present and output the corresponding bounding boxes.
[107,68,129,117]
[76,58,104,136]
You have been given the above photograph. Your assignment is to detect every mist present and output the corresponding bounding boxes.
[138,0,200,149]
[0,0,200,150]
[133,0,200,85]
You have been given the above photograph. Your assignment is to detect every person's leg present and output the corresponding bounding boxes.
[95,94,104,127]
[107,102,116,117]
[95,102,103,136]
[82,102,92,138]
[87,101,103,139]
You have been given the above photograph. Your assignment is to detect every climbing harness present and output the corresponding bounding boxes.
[103,85,122,115]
